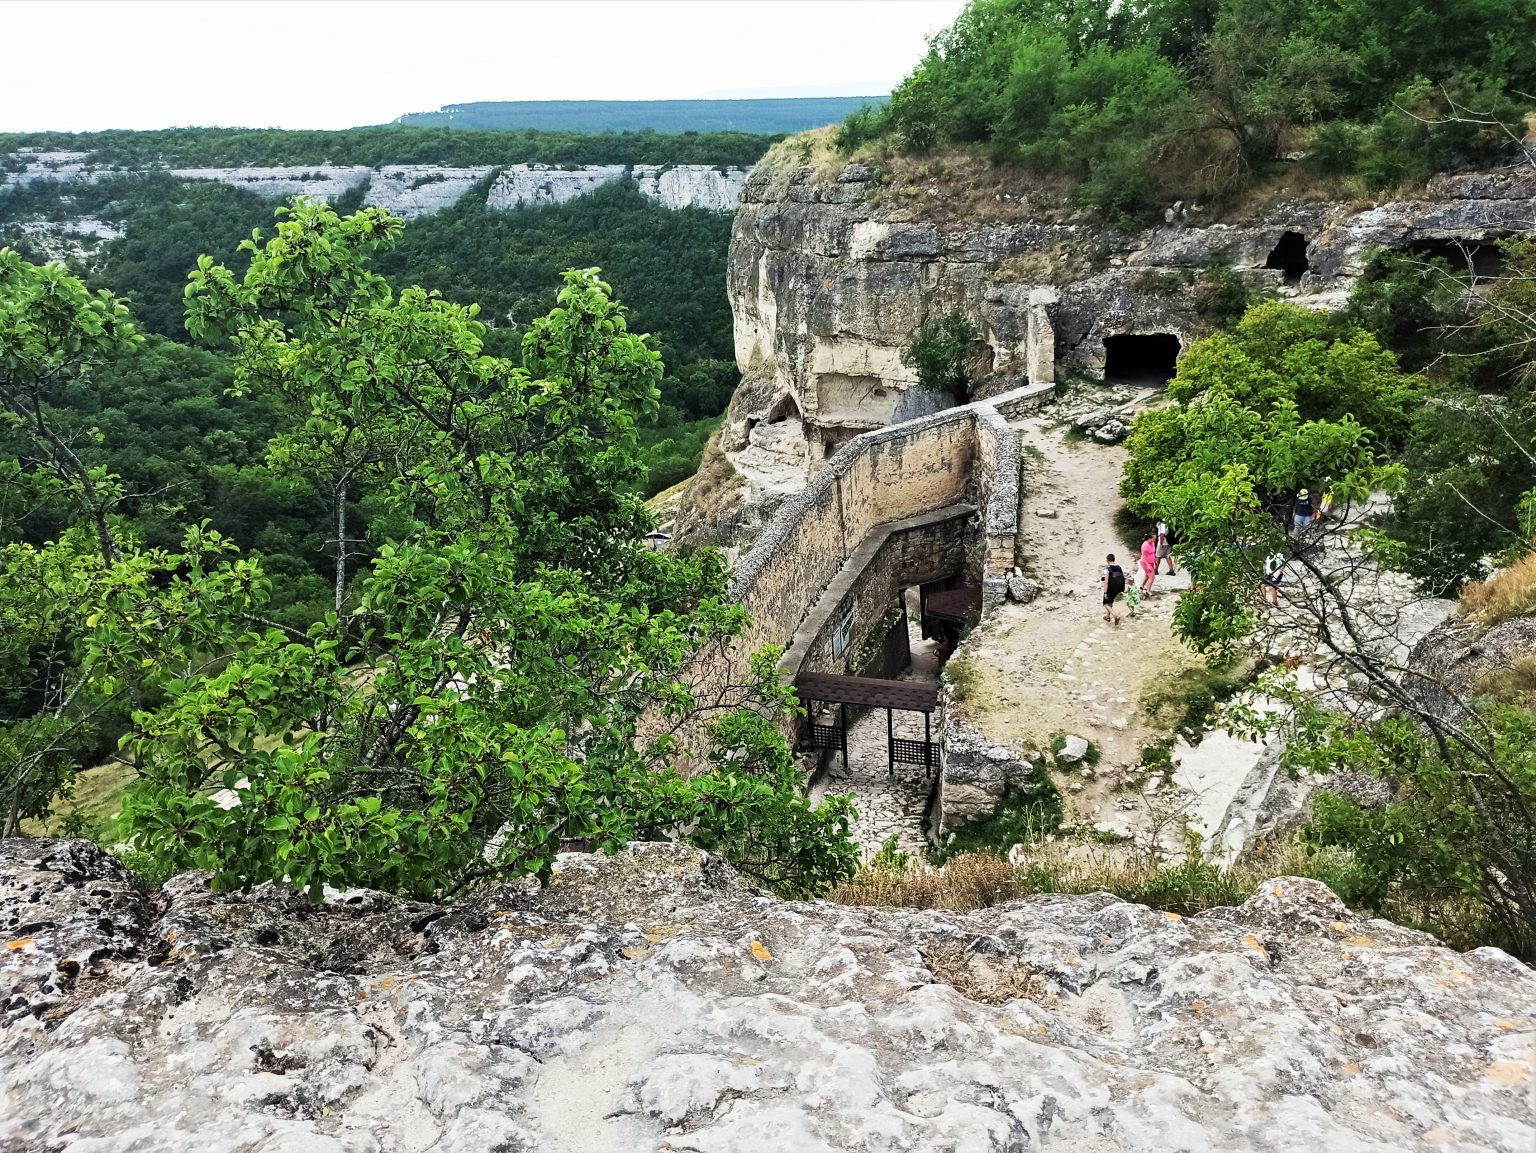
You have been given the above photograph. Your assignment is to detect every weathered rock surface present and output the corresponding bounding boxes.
[678,156,1536,552]
[1,150,747,220]
[2,839,1532,1152]
[1406,611,1536,722]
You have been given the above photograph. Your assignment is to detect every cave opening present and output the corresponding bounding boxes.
[1264,231,1310,286]
[1404,238,1505,282]
[1103,333,1181,386]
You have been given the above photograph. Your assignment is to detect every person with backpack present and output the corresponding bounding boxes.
[1155,519,1176,575]
[1292,488,1316,535]
[1261,550,1286,607]
[1102,553,1126,624]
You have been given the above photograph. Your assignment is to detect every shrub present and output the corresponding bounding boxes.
[902,312,984,397]
[835,103,887,153]
[945,657,979,703]
[1193,265,1257,330]
[1305,120,1365,176]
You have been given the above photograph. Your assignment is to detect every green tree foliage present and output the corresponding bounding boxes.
[374,178,734,368]
[1121,302,1419,654]
[1,249,145,831]
[1345,242,1536,592]
[0,174,277,340]
[1121,284,1536,955]
[2,166,741,500]
[901,312,984,398]
[42,206,850,899]
[852,0,1536,214]
[1279,679,1536,958]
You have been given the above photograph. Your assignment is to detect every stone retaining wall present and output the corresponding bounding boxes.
[658,382,1051,762]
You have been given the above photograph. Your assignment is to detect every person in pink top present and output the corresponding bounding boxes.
[1139,535,1157,595]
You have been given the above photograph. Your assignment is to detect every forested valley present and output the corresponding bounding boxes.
[0,129,759,629]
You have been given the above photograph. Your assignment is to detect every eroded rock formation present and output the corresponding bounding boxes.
[1,150,747,219]
[678,156,1536,552]
[2,838,1532,1152]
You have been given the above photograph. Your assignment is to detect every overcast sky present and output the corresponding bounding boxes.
[0,0,966,132]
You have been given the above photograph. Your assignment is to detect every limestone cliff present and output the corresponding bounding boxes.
[3,839,1533,1151]
[2,150,747,220]
[674,144,1536,552]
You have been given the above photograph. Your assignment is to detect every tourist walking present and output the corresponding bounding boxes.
[1139,535,1158,595]
[1292,488,1315,535]
[1261,550,1286,607]
[1156,519,1176,575]
[1102,553,1125,624]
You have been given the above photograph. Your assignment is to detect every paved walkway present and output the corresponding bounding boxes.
[809,633,942,861]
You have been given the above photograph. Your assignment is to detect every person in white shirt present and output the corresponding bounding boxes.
[1155,520,1176,575]
[1261,551,1286,606]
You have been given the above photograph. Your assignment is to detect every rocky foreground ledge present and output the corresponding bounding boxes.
[1,840,1532,1152]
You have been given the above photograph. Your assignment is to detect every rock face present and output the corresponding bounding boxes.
[689,158,1536,549]
[1,150,748,219]
[4,838,1532,1152]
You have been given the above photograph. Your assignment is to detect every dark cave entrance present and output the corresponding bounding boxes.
[1403,238,1505,282]
[1103,333,1181,386]
[1265,231,1310,286]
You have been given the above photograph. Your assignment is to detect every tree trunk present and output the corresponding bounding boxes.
[335,483,348,614]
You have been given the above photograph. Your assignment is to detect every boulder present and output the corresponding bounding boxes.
[1006,570,1041,603]
[1055,734,1092,764]
[1072,408,1114,432]
[1092,418,1129,443]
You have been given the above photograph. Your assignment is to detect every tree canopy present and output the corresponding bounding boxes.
[0,225,857,899]
[842,0,1536,218]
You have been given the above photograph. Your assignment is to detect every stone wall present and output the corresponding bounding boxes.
[658,382,1051,763]
[795,510,973,679]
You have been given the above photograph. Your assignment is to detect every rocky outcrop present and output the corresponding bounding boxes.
[689,156,1536,550]
[1406,610,1536,722]
[1,150,748,219]
[2,838,1532,1152]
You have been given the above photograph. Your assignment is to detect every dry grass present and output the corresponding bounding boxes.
[21,760,137,837]
[1460,549,1536,624]
[829,840,1518,955]
[1474,654,1536,707]
[753,127,847,187]
[672,431,744,538]
[831,852,1022,910]
[922,936,1051,1004]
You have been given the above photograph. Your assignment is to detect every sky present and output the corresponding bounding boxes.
[0,0,967,132]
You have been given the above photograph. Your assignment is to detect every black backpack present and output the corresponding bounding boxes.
[1106,565,1125,596]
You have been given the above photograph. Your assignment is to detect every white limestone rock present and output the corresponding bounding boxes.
[365,165,494,218]
[2,839,1532,1153]
[485,164,628,210]
[1055,734,1092,764]
[171,166,374,202]
[632,164,746,211]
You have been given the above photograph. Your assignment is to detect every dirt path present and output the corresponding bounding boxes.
[948,402,1211,832]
